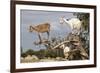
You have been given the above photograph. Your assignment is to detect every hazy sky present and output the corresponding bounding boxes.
[20,10,76,52]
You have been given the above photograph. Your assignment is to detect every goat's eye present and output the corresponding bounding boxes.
[67,19,69,21]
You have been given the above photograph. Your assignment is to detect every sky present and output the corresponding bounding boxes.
[20,10,77,52]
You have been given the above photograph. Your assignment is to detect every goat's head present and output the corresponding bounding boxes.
[29,25,34,32]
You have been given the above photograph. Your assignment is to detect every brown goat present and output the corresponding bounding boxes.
[29,23,50,43]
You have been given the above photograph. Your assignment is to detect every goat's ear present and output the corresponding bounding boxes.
[59,17,64,24]
[28,25,32,32]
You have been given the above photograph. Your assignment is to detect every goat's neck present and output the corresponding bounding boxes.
[63,18,70,25]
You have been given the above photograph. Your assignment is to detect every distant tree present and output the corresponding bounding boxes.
[21,53,27,58]
[25,49,34,56]
[44,49,56,58]
[32,49,46,59]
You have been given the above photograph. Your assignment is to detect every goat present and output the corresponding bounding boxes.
[29,23,50,43]
[60,17,82,35]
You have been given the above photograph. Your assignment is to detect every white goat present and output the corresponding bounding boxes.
[60,17,82,35]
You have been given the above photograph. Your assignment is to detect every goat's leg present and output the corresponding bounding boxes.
[38,33,42,43]
[47,31,49,40]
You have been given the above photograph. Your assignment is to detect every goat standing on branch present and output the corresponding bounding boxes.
[60,16,82,35]
[29,23,50,43]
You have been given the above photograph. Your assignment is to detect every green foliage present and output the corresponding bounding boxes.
[21,48,64,58]
[21,53,27,58]
[45,49,56,58]
[25,49,35,56]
